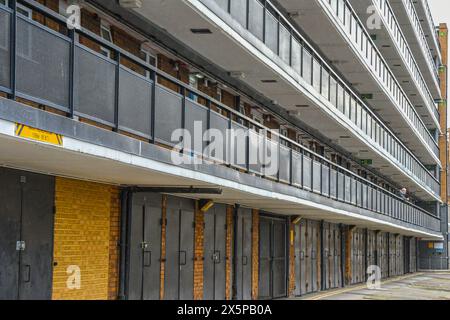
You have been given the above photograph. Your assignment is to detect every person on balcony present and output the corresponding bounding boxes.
[399,187,410,201]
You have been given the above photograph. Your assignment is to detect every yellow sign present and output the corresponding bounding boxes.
[15,124,63,146]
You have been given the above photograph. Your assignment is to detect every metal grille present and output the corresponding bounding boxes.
[230,0,247,27]
[185,99,207,156]
[209,110,229,163]
[16,18,69,109]
[248,0,264,41]
[154,84,182,145]
[74,45,115,124]
[118,68,152,138]
[0,9,10,89]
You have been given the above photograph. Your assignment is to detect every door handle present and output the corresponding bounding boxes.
[214,250,221,264]
[144,251,152,267]
[300,251,305,260]
[23,265,31,283]
[242,256,248,266]
[179,251,187,266]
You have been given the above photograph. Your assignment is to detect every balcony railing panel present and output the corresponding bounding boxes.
[185,99,208,156]
[74,45,115,125]
[196,0,440,198]
[17,16,70,111]
[118,67,152,139]
[154,85,183,147]
[0,8,10,91]
[209,109,229,164]
[279,145,291,183]
[230,120,248,171]
[0,1,441,234]
[292,151,302,187]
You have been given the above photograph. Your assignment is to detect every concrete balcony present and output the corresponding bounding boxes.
[276,0,440,166]
[413,0,442,71]
[0,1,441,201]
[348,0,440,128]
[389,0,441,99]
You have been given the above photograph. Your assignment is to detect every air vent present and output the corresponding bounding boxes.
[190,28,212,34]
[295,105,309,108]
[261,79,277,83]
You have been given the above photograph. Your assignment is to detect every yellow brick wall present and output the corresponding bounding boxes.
[52,177,120,300]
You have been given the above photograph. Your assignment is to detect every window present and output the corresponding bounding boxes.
[16,3,32,18]
[188,74,199,102]
[100,22,112,58]
[141,48,156,78]
[0,0,8,7]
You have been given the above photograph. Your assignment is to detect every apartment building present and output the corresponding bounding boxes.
[0,0,447,300]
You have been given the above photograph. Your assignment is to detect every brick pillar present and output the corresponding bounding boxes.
[345,226,354,285]
[193,201,205,300]
[225,206,234,300]
[159,195,167,300]
[251,209,259,300]
[108,188,121,300]
[288,220,296,297]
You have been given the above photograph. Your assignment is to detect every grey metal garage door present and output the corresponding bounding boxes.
[258,216,287,299]
[235,207,252,300]
[128,192,162,300]
[0,168,54,300]
[164,196,195,300]
[203,204,227,300]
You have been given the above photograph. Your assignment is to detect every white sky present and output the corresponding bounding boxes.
[429,0,449,127]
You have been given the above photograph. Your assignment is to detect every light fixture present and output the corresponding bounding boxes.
[292,216,302,225]
[199,199,214,213]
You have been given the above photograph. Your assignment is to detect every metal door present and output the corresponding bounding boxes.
[272,220,287,298]
[305,220,313,294]
[382,233,389,279]
[128,193,162,300]
[322,222,330,290]
[235,208,252,300]
[311,221,319,292]
[404,237,410,274]
[0,168,54,300]
[164,196,194,300]
[203,204,227,300]
[258,218,271,299]
[333,224,342,288]
[388,234,395,277]
[258,216,287,299]
[294,220,307,296]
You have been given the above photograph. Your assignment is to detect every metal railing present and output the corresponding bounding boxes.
[401,0,440,87]
[420,0,441,59]
[321,0,439,158]
[197,0,440,198]
[0,0,441,233]
[373,0,439,123]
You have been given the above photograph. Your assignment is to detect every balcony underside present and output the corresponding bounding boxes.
[349,0,439,127]
[276,0,439,164]
[389,0,441,99]
[0,98,441,239]
[107,0,440,200]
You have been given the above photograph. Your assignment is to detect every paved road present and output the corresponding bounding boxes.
[299,272,450,300]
